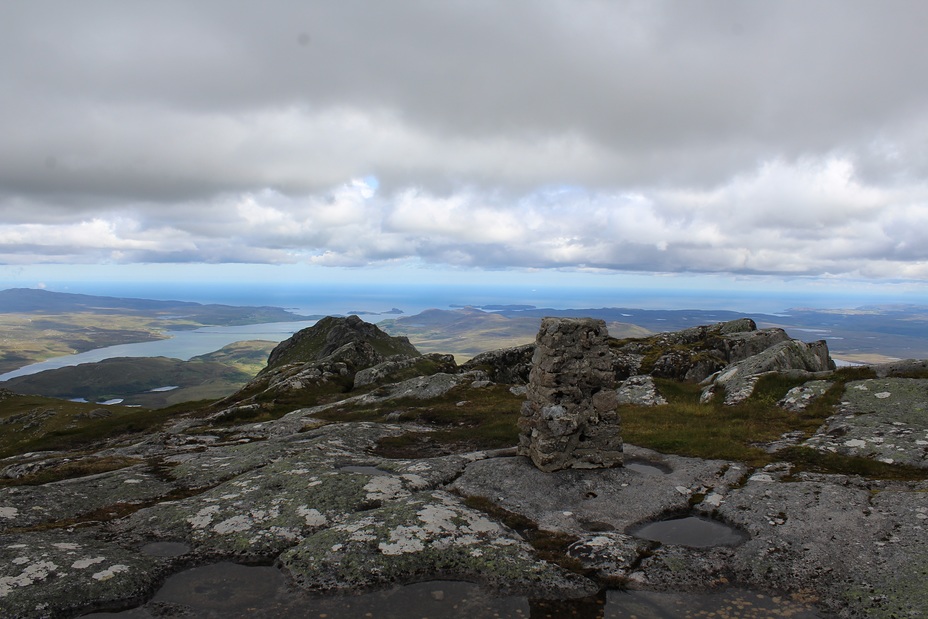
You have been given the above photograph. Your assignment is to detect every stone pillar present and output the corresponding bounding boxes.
[518,317,623,472]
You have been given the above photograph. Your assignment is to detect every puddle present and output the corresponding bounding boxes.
[337,464,392,476]
[82,609,153,618]
[83,563,529,618]
[80,562,824,618]
[140,541,190,557]
[625,460,671,476]
[602,588,824,618]
[630,515,747,548]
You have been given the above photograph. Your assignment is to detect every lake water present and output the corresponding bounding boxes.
[79,562,826,618]
[0,321,317,381]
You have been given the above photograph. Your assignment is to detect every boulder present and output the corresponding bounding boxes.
[615,375,667,406]
[279,490,597,598]
[353,356,427,389]
[460,343,534,384]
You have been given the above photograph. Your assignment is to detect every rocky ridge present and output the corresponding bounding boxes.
[0,316,926,618]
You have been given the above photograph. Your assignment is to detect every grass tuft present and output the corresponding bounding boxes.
[0,456,143,487]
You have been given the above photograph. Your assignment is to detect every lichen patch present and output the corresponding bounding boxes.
[91,564,130,581]
[0,561,58,597]
[71,556,106,569]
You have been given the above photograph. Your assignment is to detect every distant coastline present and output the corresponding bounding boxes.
[3,285,927,381]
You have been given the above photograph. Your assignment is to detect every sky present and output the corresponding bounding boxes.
[2,1,928,304]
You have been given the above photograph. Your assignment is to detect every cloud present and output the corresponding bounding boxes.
[1,1,927,282]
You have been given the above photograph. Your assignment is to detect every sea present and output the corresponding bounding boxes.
[34,280,916,318]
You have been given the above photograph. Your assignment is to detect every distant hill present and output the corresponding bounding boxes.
[382,304,928,363]
[0,287,317,324]
[491,305,928,363]
[0,340,277,408]
[379,307,651,360]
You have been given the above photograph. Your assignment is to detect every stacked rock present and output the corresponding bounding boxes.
[518,317,623,472]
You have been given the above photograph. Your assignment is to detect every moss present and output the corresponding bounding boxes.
[311,383,522,457]
[779,447,928,481]
[749,373,814,406]
[460,494,588,576]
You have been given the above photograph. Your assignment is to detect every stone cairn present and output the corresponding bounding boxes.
[518,317,623,472]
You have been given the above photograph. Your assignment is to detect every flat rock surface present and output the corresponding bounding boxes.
[804,378,928,468]
[0,465,173,532]
[280,489,597,598]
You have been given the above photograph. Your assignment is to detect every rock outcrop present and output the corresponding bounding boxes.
[610,318,835,406]
[518,318,622,472]
[460,343,534,384]
[264,315,419,373]
[2,314,928,619]
[212,316,426,417]
[612,318,794,384]
[700,339,835,405]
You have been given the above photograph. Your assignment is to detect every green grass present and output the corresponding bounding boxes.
[777,446,927,481]
[620,370,927,479]
[0,456,142,487]
[621,377,820,467]
[314,383,522,457]
[460,494,587,575]
[0,392,200,459]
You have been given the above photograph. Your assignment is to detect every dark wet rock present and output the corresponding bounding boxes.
[803,378,928,468]
[279,489,598,599]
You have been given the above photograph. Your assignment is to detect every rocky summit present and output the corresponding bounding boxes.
[1,315,927,618]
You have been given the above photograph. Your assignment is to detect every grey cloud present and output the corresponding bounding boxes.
[2,1,928,281]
